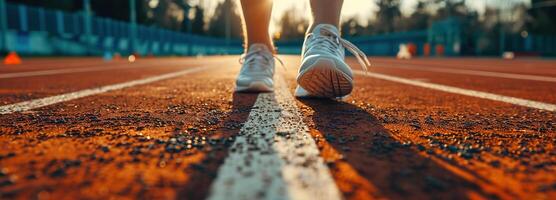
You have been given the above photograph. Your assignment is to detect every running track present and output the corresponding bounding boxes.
[0,56,555,199]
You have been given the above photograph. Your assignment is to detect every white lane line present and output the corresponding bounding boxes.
[0,60,221,79]
[207,76,341,200]
[0,64,151,79]
[355,70,556,112]
[0,66,212,114]
[375,64,556,82]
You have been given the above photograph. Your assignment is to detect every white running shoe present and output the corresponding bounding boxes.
[295,24,370,98]
[235,44,275,92]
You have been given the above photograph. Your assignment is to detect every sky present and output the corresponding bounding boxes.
[188,0,530,34]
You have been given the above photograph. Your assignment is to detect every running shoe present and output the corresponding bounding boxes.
[235,44,276,92]
[295,24,370,98]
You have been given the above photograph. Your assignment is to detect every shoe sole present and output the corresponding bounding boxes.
[235,81,274,92]
[297,58,353,98]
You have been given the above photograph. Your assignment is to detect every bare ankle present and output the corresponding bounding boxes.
[245,42,276,54]
[307,23,340,35]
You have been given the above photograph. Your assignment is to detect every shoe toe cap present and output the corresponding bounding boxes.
[236,75,273,87]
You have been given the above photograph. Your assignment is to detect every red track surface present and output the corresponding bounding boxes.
[0,56,555,199]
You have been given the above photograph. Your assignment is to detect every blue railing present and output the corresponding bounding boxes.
[502,34,556,55]
[1,1,554,56]
[0,1,433,56]
[0,1,242,56]
[275,31,428,56]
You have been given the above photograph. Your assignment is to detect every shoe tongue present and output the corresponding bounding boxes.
[312,24,340,37]
[248,44,271,53]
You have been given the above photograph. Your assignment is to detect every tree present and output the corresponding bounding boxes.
[432,0,470,20]
[148,0,184,31]
[374,0,402,33]
[191,6,205,34]
[341,17,365,37]
[528,0,556,34]
[277,7,308,39]
[405,1,430,30]
[7,0,81,12]
[207,0,242,38]
[91,0,132,21]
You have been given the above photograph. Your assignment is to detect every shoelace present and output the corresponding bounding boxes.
[308,27,371,72]
[239,49,285,70]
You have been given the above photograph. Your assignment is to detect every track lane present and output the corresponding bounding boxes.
[207,76,341,200]
[0,56,554,200]
[338,75,555,199]
[375,64,556,82]
[0,58,230,77]
[0,58,233,106]
[282,56,555,199]
[346,60,556,104]
[371,57,556,76]
[0,66,216,114]
[0,63,243,199]
[0,57,212,73]
[0,57,122,73]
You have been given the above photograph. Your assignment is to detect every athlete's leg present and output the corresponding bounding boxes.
[308,0,343,32]
[295,0,370,98]
[235,0,276,92]
[240,0,274,53]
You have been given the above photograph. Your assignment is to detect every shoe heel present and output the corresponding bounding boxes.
[297,58,353,98]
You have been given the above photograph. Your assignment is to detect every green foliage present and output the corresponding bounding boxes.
[374,0,402,34]
[528,0,556,34]
[191,6,205,34]
[10,0,556,37]
[277,7,309,39]
[206,0,243,39]
[6,0,81,11]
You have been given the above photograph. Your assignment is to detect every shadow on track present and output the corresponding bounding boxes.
[178,92,258,200]
[298,99,501,199]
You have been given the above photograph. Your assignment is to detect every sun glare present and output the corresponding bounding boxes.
[270,0,376,36]
[196,0,376,36]
[196,0,528,37]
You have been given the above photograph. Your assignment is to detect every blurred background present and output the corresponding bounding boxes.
[0,0,555,57]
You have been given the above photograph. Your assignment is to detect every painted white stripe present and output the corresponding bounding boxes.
[0,59,226,79]
[207,76,341,200]
[355,70,556,112]
[377,64,556,82]
[0,66,211,114]
[0,64,151,79]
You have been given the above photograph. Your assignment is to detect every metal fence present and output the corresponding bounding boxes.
[1,1,554,57]
[273,18,556,57]
[0,1,242,56]
[502,34,556,56]
[275,31,429,56]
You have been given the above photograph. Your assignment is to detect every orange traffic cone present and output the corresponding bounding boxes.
[407,43,417,56]
[423,43,431,57]
[3,51,22,65]
[435,44,445,57]
[113,53,122,61]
